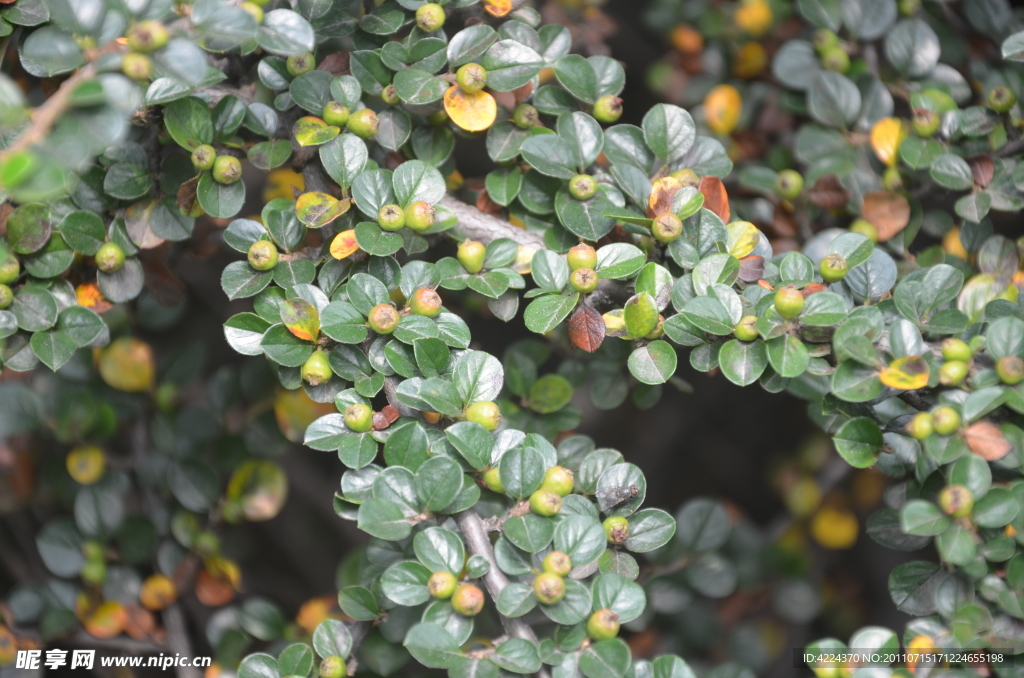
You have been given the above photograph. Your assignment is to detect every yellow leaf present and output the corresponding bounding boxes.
[139,574,177,611]
[293,116,340,147]
[879,356,929,390]
[483,0,511,17]
[870,117,906,168]
[725,220,761,258]
[264,168,305,202]
[99,337,154,393]
[810,506,858,549]
[84,602,125,639]
[66,445,105,485]
[330,229,361,260]
[76,282,113,313]
[296,596,338,635]
[704,84,742,135]
[274,388,335,443]
[734,0,773,36]
[444,86,497,132]
[280,298,320,342]
[296,191,350,228]
[648,176,681,216]
[733,42,767,79]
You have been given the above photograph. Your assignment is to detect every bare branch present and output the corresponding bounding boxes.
[0,63,98,161]
[164,605,201,678]
[440,195,547,249]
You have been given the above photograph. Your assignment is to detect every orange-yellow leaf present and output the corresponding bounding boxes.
[698,175,730,222]
[862,191,910,242]
[330,229,361,260]
[726,220,760,258]
[76,282,113,313]
[879,356,929,390]
[99,337,155,393]
[483,0,511,16]
[279,298,320,341]
[963,421,1011,461]
[274,388,335,443]
[444,86,497,132]
[264,168,305,202]
[296,596,338,635]
[296,191,350,228]
[703,84,742,135]
[293,117,340,147]
[870,117,906,168]
[84,602,126,639]
[648,176,681,216]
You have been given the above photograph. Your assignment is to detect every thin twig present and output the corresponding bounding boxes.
[164,604,201,678]
[69,631,165,655]
[440,195,548,249]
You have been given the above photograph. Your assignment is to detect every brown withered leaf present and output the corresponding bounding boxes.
[372,412,389,431]
[176,175,200,215]
[770,207,798,237]
[381,405,400,425]
[963,421,1011,461]
[568,305,605,353]
[476,190,502,215]
[647,177,680,217]
[698,176,730,223]
[807,175,850,209]
[802,283,827,297]
[967,154,994,188]
[122,605,156,640]
[861,191,910,241]
[738,255,765,282]
[513,82,534,104]
[316,52,350,76]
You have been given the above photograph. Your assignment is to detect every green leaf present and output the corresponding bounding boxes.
[766,335,809,378]
[497,583,537,618]
[358,497,412,541]
[807,71,861,129]
[482,40,544,91]
[313,619,353,659]
[259,9,316,55]
[221,261,273,300]
[718,339,767,386]
[642,104,695,164]
[393,68,448,105]
[320,134,368,188]
[381,560,432,606]
[12,285,57,332]
[520,135,578,180]
[36,518,84,577]
[164,97,213,151]
[238,654,278,678]
[490,638,541,674]
[414,456,463,512]
[553,54,597,103]
[833,417,882,468]
[355,222,404,256]
[579,639,630,678]
[339,587,380,621]
[197,171,245,219]
[624,508,676,553]
[414,527,466,575]
[404,623,462,670]
[596,244,646,280]
[30,330,76,371]
[524,293,579,334]
[627,341,677,385]
[899,500,950,536]
[500,445,546,499]
[553,514,606,566]
[278,644,314,677]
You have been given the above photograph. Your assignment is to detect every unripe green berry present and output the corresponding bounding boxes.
[322,102,350,127]
[938,485,973,518]
[734,315,759,342]
[968,336,987,354]
[882,167,902,191]
[301,349,333,386]
[378,204,406,231]
[95,242,125,273]
[191,144,216,171]
[482,466,504,493]
[0,252,19,285]
[126,21,170,53]
[543,551,572,576]
[898,0,920,14]
[996,356,1024,385]
[569,174,597,200]
[775,169,804,200]
[427,571,458,599]
[931,406,960,436]
[415,3,445,32]
[465,401,502,431]
[381,84,400,106]
[0,284,12,310]
[670,168,700,187]
[457,239,486,274]
[530,488,563,516]
[194,531,220,557]
[409,288,443,318]
[567,244,597,271]
[603,516,629,544]
[940,338,972,363]
[939,360,969,387]
[586,609,620,641]
[570,267,598,293]
[821,47,849,73]
[912,109,940,137]
[239,2,264,22]
[451,584,484,616]
[346,109,380,139]
[456,63,487,93]
[344,403,374,433]
[286,52,315,76]
[368,303,399,334]
[652,212,682,243]
[212,155,242,184]
[81,559,107,587]
[988,86,1017,113]
[427,110,449,126]
[513,104,539,129]
[122,52,152,81]
[849,218,878,242]
[819,254,848,283]
[405,201,436,232]
[83,540,104,562]
[774,286,804,320]
[542,466,574,497]
[906,412,933,440]
[320,656,345,678]
[533,572,566,605]
[644,315,665,340]
[593,95,623,123]
[812,28,839,53]
[248,240,279,271]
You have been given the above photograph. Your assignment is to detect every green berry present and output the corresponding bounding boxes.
[988,86,1017,113]
[405,201,436,232]
[378,204,406,231]
[95,242,125,273]
[322,102,350,127]
[82,540,105,561]
[482,467,504,493]
[346,108,380,139]
[898,0,920,14]
[533,572,566,605]
[819,254,848,283]
[968,336,987,354]
[567,244,597,271]
[774,286,804,320]
[644,315,665,340]
[882,167,903,191]
[603,516,629,544]
[931,406,960,436]
[81,559,107,586]
[593,95,623,123]
[368,303,399,334]
[122,52,153,81]
[320,656,345,678]
[301,349,333,386]
[542,466,574,497]
[912,110,940,137]
[427,571,458,599]
[194,531,220,557]
[570,267,598,293]
[849,218,878,242]
[456,63,487,93]
[457,239,486,274]
[427,110,449,126]
[0,284,12,310]
[652,212,682,243]
[212,155,242,184]
[381,84,400,106]
[586,609,620,641]
[126,21,170,53]
[906,412,934,441]
[415,3,445,32]
[938,485,973,518]
[344,403,374,433]
[821,47,850,73]
[734,315,759,342]
[569,174,597,200]
[513,104,539,129]
[939,360,969,387]
[530,488,563,517]
[191,144,216,171]
[286,52,315,76]
[465,401,502,431]
[996,356,1024,385]
[248,240,279,271]
[670,168,700,187]
[0,251,19,285]
[409,288,443,318]
[812,29,839,53]
[451,584,484,616]
[775,169,804,200]
[542,551,572,577]
[240,2,264,22]
[940,338,972,363]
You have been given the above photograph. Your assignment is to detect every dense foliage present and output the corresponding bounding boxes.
[1,0,1024,676]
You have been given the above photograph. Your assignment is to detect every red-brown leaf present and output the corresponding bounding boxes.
[806,175,850,209]
[698,176,730,223]
[963,421,1011,461]
[861,191,910,242]
[568,305,605,353]
[476,190,502,215]
[738,255,764,282]
[967,154,994,188]
[316,52,350,76]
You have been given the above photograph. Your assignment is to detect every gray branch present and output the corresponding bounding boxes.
[440,195,547,249]
[164,605,201,678]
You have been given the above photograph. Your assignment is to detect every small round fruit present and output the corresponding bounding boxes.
[882,167,902,191]
[0,284,12,310]
[301,350,333,386]
[939,360,969,387]
[451,584,484,616]
[95,242,126,273]
[194,531,220,557]
[912,110,940,137]
[409,288,443,318]
[567,243,597,271]
[482,467,504,493]
[988,86,1017,113]
[645,315,665,340]
[570,267,598,294]
[940,338,972,363]
[931,406,961,436]
[898,0,920,14]
[347,108,380,139]
[775,169,804,200]
[513,104,539,129]
[734,315,759,342]
[378,204,406,231]
[821,47,849,73]
[191,144,216,171]
[819,254,848,282]
[82,559,107,587]
[212,155,242,184]
[530,488,563,517]
[427,571,458,599]
[457,239,486,274]
[320,656,345,678]
[126,20,170,52]
[774,286,805,320]
[533,572,566,605]
[968,335,987,354]
[381,84,400,106]
[248,240,279,271]
[542,466,574,497]
[906,412,934,441]
[849,218,878,242]
[569,174,597,200]
[286,52,315,76]
[603,516,629,544]
[83,540,105,562]
[996,356,1024,385]
[652,212,682,243]
[415,3,445,32]
[543,551,572,577]
[812,28,838,52]
[344,403,374,433]
[593,95,623,123]
[456,63,487,93]
[587,609,620,641]
[67,445,106,485]
[938,485,973,518]
[427,109,449,126]
[465,401,502,431]
[670,168,700,187]
[240,1,264,22]
[0,253,19,284]
[322,102,350,127]
[368,303,399,334]
[405,201,436,231]
[122,52,152,81]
